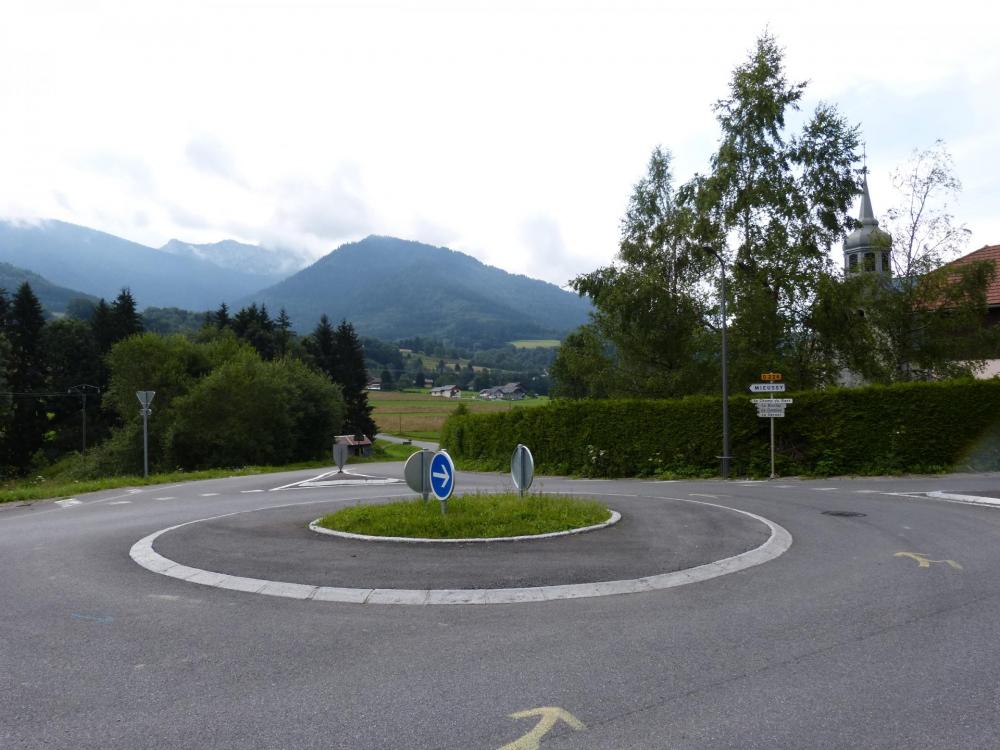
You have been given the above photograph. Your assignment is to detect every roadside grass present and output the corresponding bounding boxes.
[0,439,412,504]
[315,491,610,539]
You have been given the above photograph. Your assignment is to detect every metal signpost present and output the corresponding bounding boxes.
[511,444,534,497]
[135,390,155,479]
[332,439,349,473]
[748,374,791,479]
[429,450,455,514]
[403,449,435,502]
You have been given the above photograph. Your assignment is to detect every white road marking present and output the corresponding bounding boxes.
[55,499,81,507]
[108,500,132,505]
[155,497,175,501]
[813,487,839,491]
[240,490,265,494]
[200,493,220,497]
[128,494,792,606]
[925,490,1000,508]
[853,490,880,494]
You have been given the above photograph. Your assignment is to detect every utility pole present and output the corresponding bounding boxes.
[68,384,100,457]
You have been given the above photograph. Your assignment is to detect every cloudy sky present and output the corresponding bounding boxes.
[2,0,997,286]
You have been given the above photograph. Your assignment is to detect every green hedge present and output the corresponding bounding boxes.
[440,380,1000,477]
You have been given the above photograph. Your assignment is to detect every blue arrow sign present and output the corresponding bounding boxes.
[429,450,455,501]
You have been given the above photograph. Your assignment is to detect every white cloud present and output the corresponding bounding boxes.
[0,0,996,285]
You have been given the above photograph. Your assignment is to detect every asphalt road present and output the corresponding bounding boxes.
[3,465,1000,749]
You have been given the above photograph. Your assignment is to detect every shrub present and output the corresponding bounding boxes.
[440,380,1000,477]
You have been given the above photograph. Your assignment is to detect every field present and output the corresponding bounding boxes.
[370,390,549,440]
[508,339,561,349]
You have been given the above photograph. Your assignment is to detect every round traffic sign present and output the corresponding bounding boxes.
[429,450,455,501]
[403,449,435,495]
[511,444,534,493]
[333,441,349,471]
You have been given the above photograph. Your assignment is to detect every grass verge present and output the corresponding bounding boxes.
[0,439,416,504]
[315,492,610,539]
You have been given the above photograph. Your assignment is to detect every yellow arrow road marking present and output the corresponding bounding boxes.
[498,706,586,750]
[894,552,962,570]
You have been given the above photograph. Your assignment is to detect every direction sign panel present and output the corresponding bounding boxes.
[511,444,534,494]
[429,450,455,501]
[749,383,786,393]
[756,409,786,419]
[750,398,793,404]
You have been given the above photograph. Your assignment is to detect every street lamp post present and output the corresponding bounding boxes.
[704,247,732,479]
[68,384,101,457]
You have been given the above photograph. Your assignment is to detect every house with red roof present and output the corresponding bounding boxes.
[941,244,1000,378]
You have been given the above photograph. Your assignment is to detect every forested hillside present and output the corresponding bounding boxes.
[241,235,591,345]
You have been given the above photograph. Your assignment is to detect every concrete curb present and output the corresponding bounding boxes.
[307,510,622,543]
[129,496,793,606]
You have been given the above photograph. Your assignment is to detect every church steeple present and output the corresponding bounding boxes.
[844,173,892,275]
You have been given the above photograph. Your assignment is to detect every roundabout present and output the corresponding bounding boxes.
[6,463,1000,749]
[130,491,792,604]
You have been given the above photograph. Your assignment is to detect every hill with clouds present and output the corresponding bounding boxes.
[0,220,285,310]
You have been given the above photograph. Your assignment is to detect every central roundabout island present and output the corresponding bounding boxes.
[310,492,620,543]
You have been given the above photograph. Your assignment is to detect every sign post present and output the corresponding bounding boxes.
[511,444,534,497]
[429,450,455,514]
[749,374,789,479]
[135,391,155,479]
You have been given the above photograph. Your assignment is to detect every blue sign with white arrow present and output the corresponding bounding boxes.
[429,450,455,501]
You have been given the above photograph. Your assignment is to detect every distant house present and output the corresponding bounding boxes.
[366,379,381,391]
[498,382,527,400]
[430,384,461,398]
[478,383,527,400]
[335,434,373,457]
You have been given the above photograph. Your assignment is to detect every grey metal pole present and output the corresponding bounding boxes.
[142,408,149,479]
[719,261,731,479]
[81,393,87,456]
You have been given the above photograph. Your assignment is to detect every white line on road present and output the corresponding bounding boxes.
[55,498,81,507]
[128,494,792,606]
[155,497,175,501]
[108,500,132,505]
[240,490,265,494]
[813,487,839,491]
[200,493,220,497]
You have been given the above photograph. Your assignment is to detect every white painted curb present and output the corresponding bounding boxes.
[129,496,792,606]
[307,510,622,543]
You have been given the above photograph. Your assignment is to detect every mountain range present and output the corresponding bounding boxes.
[0,220,283,310]
[0,220,591,343]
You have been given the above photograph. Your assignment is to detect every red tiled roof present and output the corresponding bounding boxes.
[943,244,1000,306]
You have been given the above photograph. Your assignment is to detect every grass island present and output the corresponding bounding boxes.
[313,492,612,540]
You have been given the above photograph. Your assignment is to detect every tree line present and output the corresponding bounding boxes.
[551,34,998,400]
[0,287,376,478]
